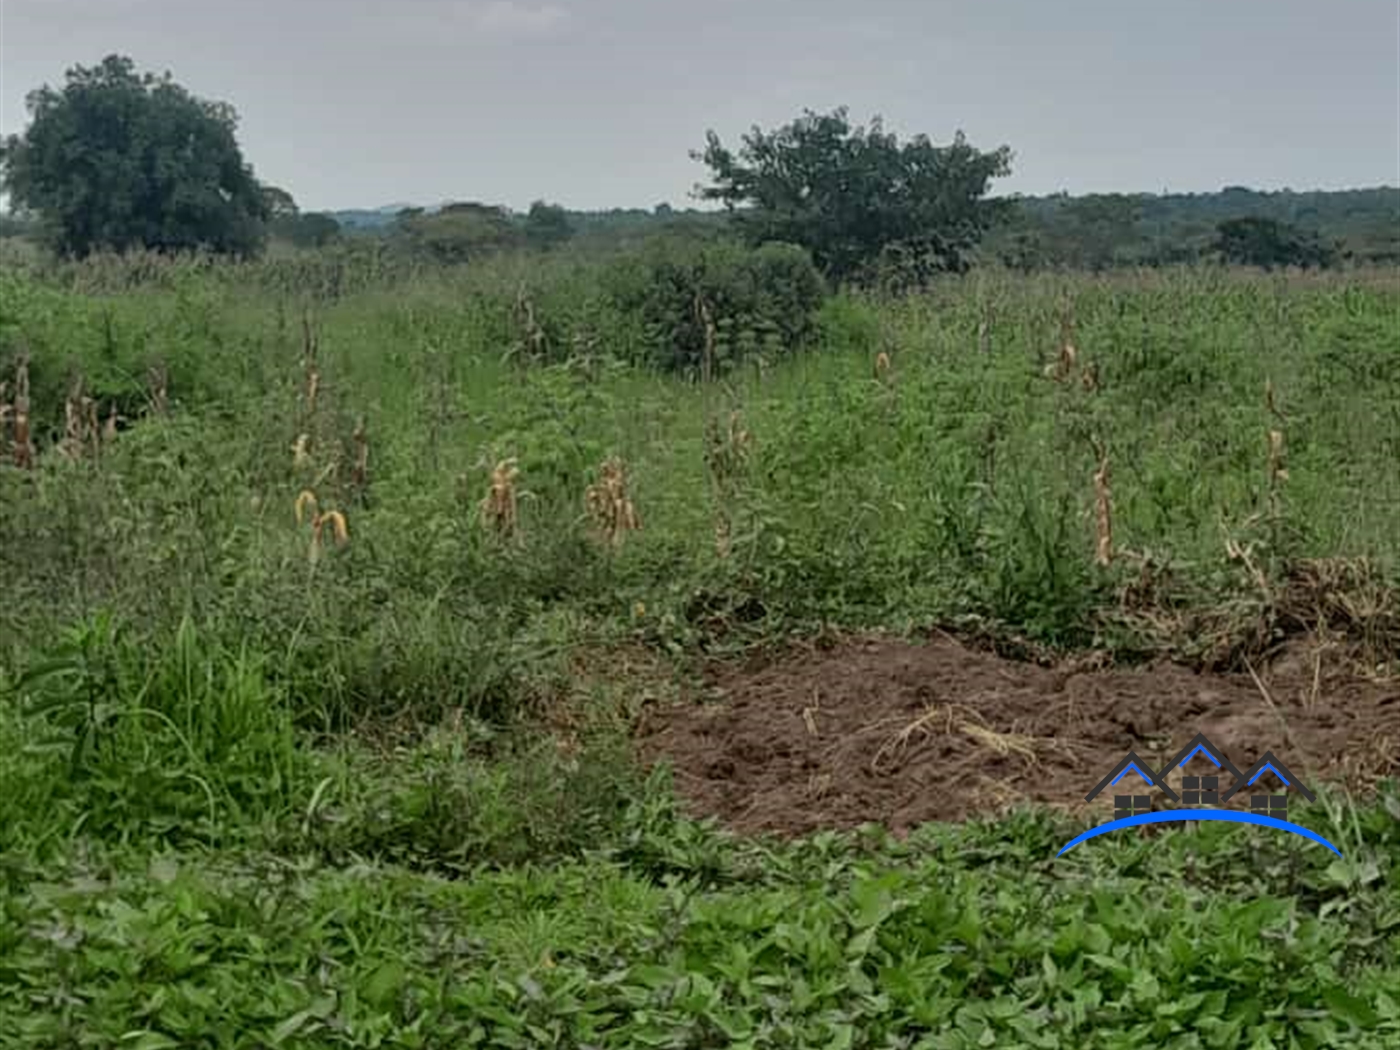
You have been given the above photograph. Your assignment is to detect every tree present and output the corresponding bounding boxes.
[275,212,342,249]
[692,107,1012,283]
[523,199,573,249]
[0,55,270,258]
[1213,216,1338,270]
[260,185,299,222]
[1057,194,1145,271]
[393,201,522,263]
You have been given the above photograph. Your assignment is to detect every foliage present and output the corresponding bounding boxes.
[0,780,1396,1047]
[693,106,1012,284]
[603,236,827,375]
[523,200,574,250]
[981,186,1399,271]
[1213,216,1340,270]
[1,259,1398,1046]
[0,55,270,259]
[391,201,524,264]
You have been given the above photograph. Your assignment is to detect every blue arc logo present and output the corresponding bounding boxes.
[1057,810,1343,857]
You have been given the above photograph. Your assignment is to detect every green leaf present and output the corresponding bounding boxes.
[120,1034,181,1050]
[364,960,406,1009]
[1322,986,1379,1030]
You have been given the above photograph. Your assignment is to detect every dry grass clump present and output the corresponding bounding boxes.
[870,701,1053,774]
[585,456,641,548]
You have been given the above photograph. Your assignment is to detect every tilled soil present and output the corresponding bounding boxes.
[636,633,1400,838]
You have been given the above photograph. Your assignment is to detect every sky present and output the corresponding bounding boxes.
[2,0,1398,213]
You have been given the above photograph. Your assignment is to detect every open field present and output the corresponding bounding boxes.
[1,259,1399,1047]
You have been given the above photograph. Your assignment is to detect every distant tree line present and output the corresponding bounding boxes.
[3,54,1395,278]
[981,187,1398,271]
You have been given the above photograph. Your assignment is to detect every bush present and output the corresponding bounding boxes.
[603,236,827,376]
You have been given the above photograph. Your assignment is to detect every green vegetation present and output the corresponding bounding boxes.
[982,187,1400,271]
[0,57,271,259]
[3,49,1399,1050]
[1,252,1397,1046]
[692,107,1012,283]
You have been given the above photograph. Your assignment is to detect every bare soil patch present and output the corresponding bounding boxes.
[636,632,1400,838]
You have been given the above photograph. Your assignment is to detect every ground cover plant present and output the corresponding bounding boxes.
[1,253,1398,1048]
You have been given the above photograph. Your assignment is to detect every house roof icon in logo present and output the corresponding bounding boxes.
[1084,751,1181,804]
[1156,731,1244,783]
[1220,750,1316,804]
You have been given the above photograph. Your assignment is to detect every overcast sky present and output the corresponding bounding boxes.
[2,0,1398,212]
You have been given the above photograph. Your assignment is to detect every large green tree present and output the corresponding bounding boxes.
[692,107,1012,283]
[0,55,269,258]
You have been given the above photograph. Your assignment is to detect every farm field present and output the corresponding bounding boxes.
[1,258,1399,1047]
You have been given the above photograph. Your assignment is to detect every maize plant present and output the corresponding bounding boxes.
[585,456,641,548]
[479,458,522,541]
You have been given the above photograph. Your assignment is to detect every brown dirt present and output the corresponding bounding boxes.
[636,632,1400,838]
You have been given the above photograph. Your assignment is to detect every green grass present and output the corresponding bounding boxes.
[1,256,1398,1046]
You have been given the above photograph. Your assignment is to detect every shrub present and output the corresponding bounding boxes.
[603,236,827,376]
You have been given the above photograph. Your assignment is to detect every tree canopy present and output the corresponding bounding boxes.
[0,55,269,258]
[523,200,574,250]
[392,201,523,263]
[692,107,1012,284]
[1212,216,1339,270]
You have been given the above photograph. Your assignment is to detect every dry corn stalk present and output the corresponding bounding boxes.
[352,415,369,489]
[0,381,10,459]
[102,403,120,444]
[1268,429,1288,484]
[60,376,100,460]
[1092,438,1114,567]
[301,314,321,419]
[514,285,547,363]
[1080,361,1100,392]
[11,356,34,469]
[1045,311,1079,382]
[1267,428,1288,522]
[1265,377,1287,423]
[479,458,521,541]
[292,433,312,470]
[147,364,168,416]
[585,456,641,548]
[309,509,349,564]
[705,411,750,558]
[695,293,717,383]
[294,489,319,526]
[874,351,892,380]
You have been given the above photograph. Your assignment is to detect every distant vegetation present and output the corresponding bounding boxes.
[4,55,1396,281]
